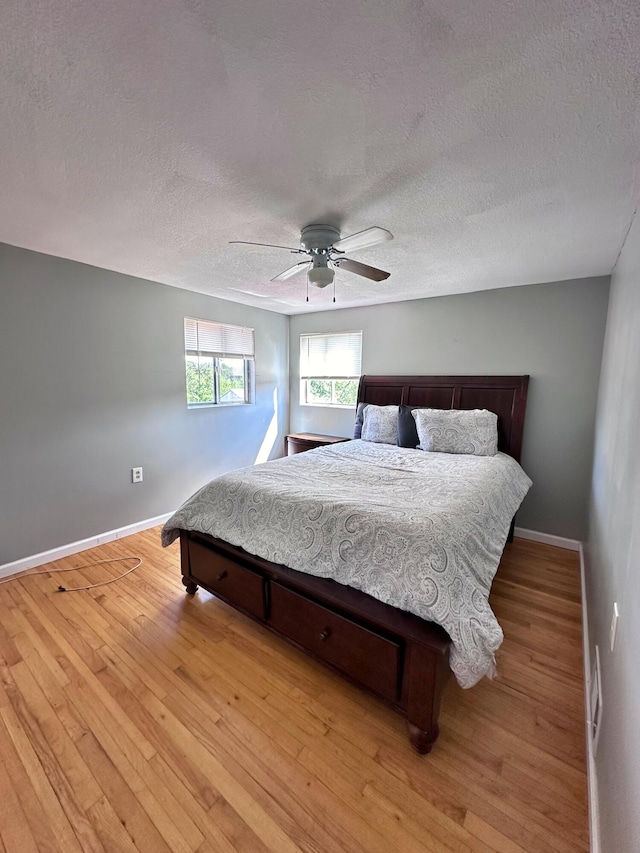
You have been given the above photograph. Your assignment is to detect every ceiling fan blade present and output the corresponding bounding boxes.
[334,257,390,282]
[230,240,301,252]
[271,261,311,282]
[332,226,393,253]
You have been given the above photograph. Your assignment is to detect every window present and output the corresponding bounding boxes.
[300,331,362,407]
[184,318,255,407]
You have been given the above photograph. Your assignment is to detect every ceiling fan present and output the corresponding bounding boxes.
[230,224,393,290]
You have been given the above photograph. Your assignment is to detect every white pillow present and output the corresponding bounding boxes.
[412,408,498,456]
[361,405,399,445]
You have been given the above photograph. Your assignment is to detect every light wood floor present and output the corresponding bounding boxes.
[0,530,589,852]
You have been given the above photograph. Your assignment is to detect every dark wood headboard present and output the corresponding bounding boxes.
[356,375,529,462]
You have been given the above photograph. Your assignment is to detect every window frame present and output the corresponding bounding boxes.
[184,318,255,409]
[299,331,362,409]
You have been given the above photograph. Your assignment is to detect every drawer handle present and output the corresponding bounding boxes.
[319,628,332,642]
[216,571,228,582]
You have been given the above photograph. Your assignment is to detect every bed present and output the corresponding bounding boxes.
[163,374,530,753]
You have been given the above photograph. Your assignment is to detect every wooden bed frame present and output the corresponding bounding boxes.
[178,374,529,753]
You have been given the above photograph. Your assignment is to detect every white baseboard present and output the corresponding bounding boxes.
[0,512,173,579]
[580,544,601,853]
[514,526,581,551]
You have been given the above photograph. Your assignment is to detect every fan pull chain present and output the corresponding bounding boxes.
[333,273,336,303]
[306,272,309,302]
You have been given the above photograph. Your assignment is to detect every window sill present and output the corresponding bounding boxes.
[187,401,252,409]
[299,402,355,409]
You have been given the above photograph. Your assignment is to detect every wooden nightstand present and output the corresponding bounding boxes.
[285,433,350,456]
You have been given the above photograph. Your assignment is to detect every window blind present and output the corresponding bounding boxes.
[300,332,362,379]
[184,318,255,359]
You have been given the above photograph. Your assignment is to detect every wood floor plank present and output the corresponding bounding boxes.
[0,754,41,853]
[5,661,105,851]
[0,529,589,852]
[190,702,371,853]
[298,744,442,853]
[136,689,305,853]
[8,657,103,812]
[85,796,140,853]
[74,730,172,853]
[0,703,84,853]
[0,713,62,852]
[148,754,242,853]
[462,811,528,853]
[15,586,158,761]
[10,629,88,743]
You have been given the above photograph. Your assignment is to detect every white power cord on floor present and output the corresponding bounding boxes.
[0,557,143,592]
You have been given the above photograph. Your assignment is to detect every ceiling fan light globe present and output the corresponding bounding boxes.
[307,266,335,288]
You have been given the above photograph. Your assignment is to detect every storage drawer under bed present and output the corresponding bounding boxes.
[269,582,401,702]
[188,539,265,619]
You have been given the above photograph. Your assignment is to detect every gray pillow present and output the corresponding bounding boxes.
[353,402,368,439]
[412,408,498,456]
[361,405,399,445]
[398,404,420,447]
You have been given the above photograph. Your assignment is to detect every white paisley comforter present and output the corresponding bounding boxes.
[162,440,532,688]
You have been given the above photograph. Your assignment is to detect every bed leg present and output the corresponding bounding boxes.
[405,642,451,754]
[179,532,198,594]
[182,576,198,595]
[507,516,515,543]
[407,722,440,754]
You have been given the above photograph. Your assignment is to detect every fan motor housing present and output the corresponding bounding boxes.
[300,224,340,251]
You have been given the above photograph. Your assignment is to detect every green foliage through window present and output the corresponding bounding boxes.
[304,378,358,406]
[186,358,214,404]
[186,356,249,406]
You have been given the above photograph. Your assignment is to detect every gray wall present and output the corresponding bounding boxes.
[0,243,289,565]
[585,212,640,853]
[290,277,610,540]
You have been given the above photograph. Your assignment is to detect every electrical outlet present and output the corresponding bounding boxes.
[610,602,619,651]
[131,467,143,484]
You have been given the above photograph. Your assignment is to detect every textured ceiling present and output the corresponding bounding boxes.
[0,0,639,314]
